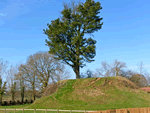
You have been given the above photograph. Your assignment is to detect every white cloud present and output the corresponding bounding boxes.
[0,13,6,16]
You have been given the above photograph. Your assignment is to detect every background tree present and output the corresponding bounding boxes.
[0,58,8,76]
[6,65,18,101]
[119,69,136,79]
[11,82,16,101]
[0,77,6,105]
[18,63,38,101]
[137,61,145,75]
[0,59,8,105]
[15,71,26,103]
[86,69,93,78]
[54,63,71,82]
[80,69,93,78]
[26,52,61,93]
[111,59,127,77]
[95,60,112,77]
[44,0,103,79]
[129,73,148,87]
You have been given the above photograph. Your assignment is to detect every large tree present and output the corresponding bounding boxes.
[0,59,8,105]
[0,77,6,105]
[14,72,26,103]
[6,65,17,101]
[26,52,62,92]
[44,0,103,79]
[18,63,38,101]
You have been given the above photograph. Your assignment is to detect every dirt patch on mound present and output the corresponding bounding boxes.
[84,78,101,87]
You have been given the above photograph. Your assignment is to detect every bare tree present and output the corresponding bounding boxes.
[6,65,17,101]
[136,61,150,87]
[54,63,71,82]
[111,59,127,77]
[27,52,62,92]
[0,58,8,76]
[95,60,112,77]
[14,71,26,103]
[145,73,150,86]
[0,59,8,105]
[137,61,146,75]
[18,62,39,101]
[0,77,6,105]
[119,69,136,79]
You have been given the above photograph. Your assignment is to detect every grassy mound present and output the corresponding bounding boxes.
[27,76,150,110]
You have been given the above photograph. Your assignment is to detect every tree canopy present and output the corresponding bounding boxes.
[44,0,103,79]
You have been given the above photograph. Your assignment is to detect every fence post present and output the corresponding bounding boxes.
[14,108,16,113]
[57,109,59,113]
[85,109,86,113]
[22,109,24,113]
[45,109,47,113]
[70,109,72,113]
[34,109,36,113]
[5,108,6,113]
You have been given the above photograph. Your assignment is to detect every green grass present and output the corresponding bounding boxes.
[1,76,150,112]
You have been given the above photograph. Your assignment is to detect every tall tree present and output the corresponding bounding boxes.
[6,65,17,101]
[15,72,25,103]
[18,64,38,101]
[0,58,8,76]
[26,52,61,92]
[0,59,8,105]
[44,0,103,79]
[11,82,16,101]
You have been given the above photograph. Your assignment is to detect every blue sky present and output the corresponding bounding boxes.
[0,0,150,79]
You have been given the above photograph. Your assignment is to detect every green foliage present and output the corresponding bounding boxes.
[44,0,103,79]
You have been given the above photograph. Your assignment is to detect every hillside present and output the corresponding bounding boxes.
[27,76,150,111]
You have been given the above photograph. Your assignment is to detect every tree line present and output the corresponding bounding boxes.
[80,60,150,88]
[0,51,70,105]
[1,54,150,105]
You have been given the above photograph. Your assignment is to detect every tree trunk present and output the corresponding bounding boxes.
[32,86,36,101]
[74,65,80,79]
[0,94,2,105]
[32,93,35,101]
[12,92,15,101]
[116,67,118,77]
[21,86,24,103]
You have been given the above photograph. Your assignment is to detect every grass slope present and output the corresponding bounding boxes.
[25,76,150,111]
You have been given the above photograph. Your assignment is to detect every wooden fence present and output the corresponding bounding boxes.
[0,108,95,113]
[1,107,150,113]
[88,107,150,113]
